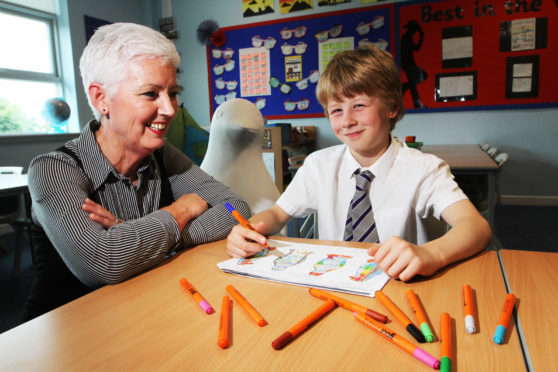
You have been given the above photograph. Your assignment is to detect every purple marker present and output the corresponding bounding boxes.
[180,278,215,314]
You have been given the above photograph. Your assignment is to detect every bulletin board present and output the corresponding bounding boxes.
[395,0,558,112]
[206,4,395,119]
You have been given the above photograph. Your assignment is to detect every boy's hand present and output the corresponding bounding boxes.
[367,236,440,282]
[226,221,268,258]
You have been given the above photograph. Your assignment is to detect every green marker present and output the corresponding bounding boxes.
[440,312,452,372]
[405,289,434,342]
[420,322,435,343]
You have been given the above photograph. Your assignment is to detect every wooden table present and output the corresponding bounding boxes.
[499,249,558,372]
[422,145,499,229]
[0,238,524,371]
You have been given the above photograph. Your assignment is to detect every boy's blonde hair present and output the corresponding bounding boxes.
[316,46,404,130]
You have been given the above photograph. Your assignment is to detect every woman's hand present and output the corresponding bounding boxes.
[82,198,122,229]
[367,236,441,282]
[226,221,268,258]
[160,193,208,231]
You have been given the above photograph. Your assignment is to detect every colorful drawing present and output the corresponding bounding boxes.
[349,259,382,282]
[272,249,313,271]
[309,254,352,276]
[243,0,274,17]
[237,247,276,265]
[280,0,313,14]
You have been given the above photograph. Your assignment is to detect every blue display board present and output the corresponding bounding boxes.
[206,4,394,120]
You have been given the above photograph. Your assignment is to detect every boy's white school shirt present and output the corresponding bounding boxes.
[277,136,467,244]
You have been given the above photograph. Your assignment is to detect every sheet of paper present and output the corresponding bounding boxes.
[217,239,390,297]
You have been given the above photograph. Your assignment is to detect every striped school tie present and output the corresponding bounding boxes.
[343,169,379,243]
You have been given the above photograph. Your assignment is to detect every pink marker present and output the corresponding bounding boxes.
[179,278,215,314]
[354,312,440,369]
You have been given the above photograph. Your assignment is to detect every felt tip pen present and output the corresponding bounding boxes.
[224,202,269,248]
[405,289,434,342]
[440,312,452,372]
[375,291,426,343]
[493,293,516,344]
[463,284,476,334]
[272,299,336,350]
[226,284,267,327]
[179,278,215,314]
[354,312,440,369]
[218,296,231,349]
[309,288,388,323]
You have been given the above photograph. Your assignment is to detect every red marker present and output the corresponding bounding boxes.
[272,299,336,350]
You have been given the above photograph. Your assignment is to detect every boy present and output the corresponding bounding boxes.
[226,46,491,282]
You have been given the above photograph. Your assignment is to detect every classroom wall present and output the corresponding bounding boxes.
[173,0,558,205]
[1,0,556,204]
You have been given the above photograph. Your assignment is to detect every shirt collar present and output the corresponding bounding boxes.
[74,120,153,190]
[341,134,401,183]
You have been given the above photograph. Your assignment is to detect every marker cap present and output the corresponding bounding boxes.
[465,314,476,334]
[200,300,215,314]
[406,323,426,343]
[413,347,440,369]
[440,356,451,372]
[419,323,434,342]
[493,325,507,344]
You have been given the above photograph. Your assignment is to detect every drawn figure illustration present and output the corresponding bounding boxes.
[272,249,313,271]
[349,259,382,282]
[237,247,276,265]
[401,20,427,109]
[309,254,352,276]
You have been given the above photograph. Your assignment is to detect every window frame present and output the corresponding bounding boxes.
[0,1,71,136]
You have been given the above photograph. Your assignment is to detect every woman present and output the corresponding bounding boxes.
[24,23,250,320]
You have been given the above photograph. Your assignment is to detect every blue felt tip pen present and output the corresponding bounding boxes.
[493,294,515,344]
[224,202,269,248]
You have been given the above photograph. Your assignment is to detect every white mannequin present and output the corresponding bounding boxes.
[201,98,280,214]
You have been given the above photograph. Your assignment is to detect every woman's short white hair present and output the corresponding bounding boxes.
[79,22,180,120]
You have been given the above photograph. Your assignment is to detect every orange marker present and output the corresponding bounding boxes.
[272,299,336,350]
[218,296,231,349]
[225,202,269,248]
[375,290,426,343]
[440,312,452,372]
[493,293,516,344]
[463,284,476,333]
[179,278,214,314]
[309,288,388,323]
[354,312,440,369]
[226,284,266,326]
[405,289,434,342]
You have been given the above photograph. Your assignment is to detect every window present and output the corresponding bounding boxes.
[0,2,74,134]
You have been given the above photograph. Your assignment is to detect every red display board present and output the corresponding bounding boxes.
[395,0,558,112]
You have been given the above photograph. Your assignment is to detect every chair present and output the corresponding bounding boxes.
[292,212,318,239]
[494,152,509,167]
[486,146,499,158]
[479,141,490,152]
[0,167,34,277]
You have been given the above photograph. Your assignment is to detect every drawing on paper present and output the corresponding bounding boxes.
[272,249,313,271]
[217,240,391,297]
[237,247,276,265]
[309,254,352,276]
[349,258,382,282]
